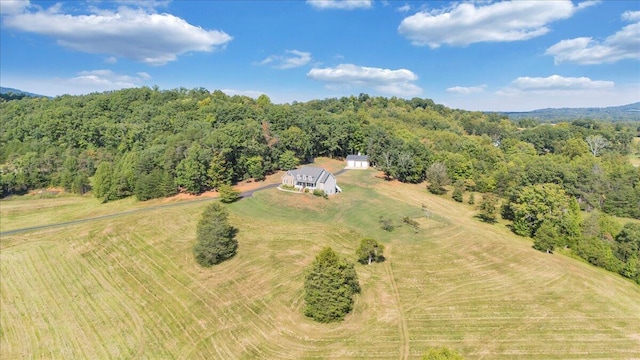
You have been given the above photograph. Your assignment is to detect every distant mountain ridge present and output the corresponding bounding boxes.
[0,87,48,99]
[502,102,640,122]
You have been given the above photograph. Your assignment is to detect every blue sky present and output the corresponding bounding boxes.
[1,0,638,111]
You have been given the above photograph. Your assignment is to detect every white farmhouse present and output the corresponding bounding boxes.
[281,167,339,195]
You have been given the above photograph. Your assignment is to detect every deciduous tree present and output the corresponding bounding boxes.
[426,161,450,195]
[586,134,609,157]
[356,238,385,265]
[478,193,499,223]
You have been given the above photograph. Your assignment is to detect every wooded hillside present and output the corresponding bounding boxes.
[1,86,639,279]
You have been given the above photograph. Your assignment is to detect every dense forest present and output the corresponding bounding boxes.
[1,87,639,282]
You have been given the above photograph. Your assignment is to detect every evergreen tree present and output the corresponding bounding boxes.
[193,203,238,266]
[218,184,241,203]
[452,181,464,202]
[304,247,360,322]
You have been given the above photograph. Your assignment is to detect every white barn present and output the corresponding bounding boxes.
[346,154,369,169]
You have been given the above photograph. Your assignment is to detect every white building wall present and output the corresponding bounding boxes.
[320,175,337,195]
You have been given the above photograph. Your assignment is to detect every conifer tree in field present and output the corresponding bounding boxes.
[304,247,360,323]
[193,203,238,266]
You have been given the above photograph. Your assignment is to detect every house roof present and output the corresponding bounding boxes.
[287,166,330,184]
[346,154,369,161]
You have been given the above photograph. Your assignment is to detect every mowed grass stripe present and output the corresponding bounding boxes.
[1,249,41,358]
[78,207,299,359]
[377,182,640,358]
[2,166,640,359]
[1,243,118,358]
[98,232,205,357]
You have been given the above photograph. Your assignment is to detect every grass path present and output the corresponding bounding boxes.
[384,245,409,360]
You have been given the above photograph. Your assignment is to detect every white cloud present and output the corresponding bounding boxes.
[0,69,152,96]
[398,0,595,48]
[136,72,152,80]
[545,13,640,64]
[0,0,30,15]
[446,85,487,94]
[438,75,636,112]
[396,4,411,13]
[622,10,640,22]
[105,56,118,64]
[307,0,372,10]
[258,50,312,69]
[2,5,232,65]
[111,0,171,9]
[307,64,422,97]
[70,69,151,90]
[503,75,614,93]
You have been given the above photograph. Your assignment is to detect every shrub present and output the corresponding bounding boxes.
[356,238,385,265]
[379,216,394,232]
[313,189,327,198]
[421,347,464,360]
[402,216,420,231]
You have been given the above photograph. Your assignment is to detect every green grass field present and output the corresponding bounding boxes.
[2,165,640,359]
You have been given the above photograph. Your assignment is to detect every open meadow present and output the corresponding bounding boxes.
[2,163,640,359]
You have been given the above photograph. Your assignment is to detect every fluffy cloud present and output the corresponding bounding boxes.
[0,0,30,15]
[504,75,614,92]
[307,0,372,10]
[307,64,422,96]
[622,10,640,21]
[446,85,487,94]
[2,4,232,65]
[545,12,640,64]
[258,50,312,69]
[398,0,595,48]
[70,69,151,89]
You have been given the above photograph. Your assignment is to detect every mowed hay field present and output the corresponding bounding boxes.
[2,167,640,359]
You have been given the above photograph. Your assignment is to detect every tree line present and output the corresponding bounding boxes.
[1,87,638,281]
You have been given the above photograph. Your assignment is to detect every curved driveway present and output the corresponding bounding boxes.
[2,168,349,237]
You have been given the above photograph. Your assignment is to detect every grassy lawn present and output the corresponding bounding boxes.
[2,166,640,359]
